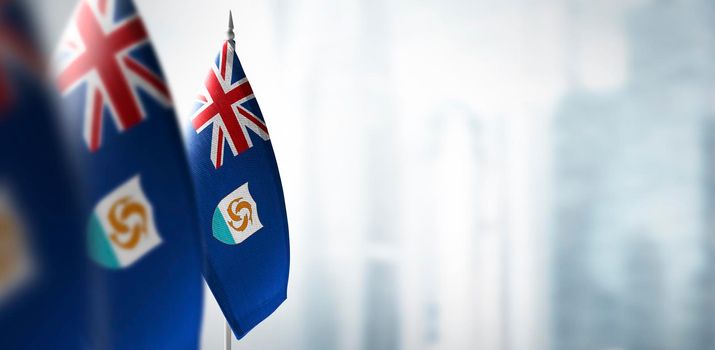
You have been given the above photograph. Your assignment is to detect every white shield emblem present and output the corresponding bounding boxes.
[212,182,263,245]
[88,175,161,269]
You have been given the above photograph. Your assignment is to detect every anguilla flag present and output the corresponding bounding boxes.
[0,1,86,348]
[54,0,203,348]
[185,13,289,339]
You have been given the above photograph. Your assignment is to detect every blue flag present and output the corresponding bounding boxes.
[0,1,86,348]
[54,0,203,348]
[185,17,290,339]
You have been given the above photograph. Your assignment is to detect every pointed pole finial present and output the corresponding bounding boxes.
[227,11,235,42]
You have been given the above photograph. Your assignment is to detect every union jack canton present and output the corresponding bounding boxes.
[191,40,269,169]
[56,0,171,152]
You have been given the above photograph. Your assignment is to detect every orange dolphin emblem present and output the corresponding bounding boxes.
[108,196,148,250]
[226,197,253,232]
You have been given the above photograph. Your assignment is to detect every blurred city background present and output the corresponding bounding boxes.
[21,0,715,349]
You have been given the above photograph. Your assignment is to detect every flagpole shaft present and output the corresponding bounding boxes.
[224,320,232,350]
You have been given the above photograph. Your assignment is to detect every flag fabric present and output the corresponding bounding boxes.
[185,25,290,339]
[54,0,203,348]
[0,1,86,348]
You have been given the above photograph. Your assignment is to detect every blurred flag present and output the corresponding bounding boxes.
[185,13,290,339]
[0,1,86,348]
[53,0,203,348]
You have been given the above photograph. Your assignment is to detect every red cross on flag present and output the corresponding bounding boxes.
[55,0,171,151]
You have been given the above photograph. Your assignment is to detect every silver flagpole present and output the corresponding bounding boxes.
[224,321,232,350]
[227,10,235,43]
[223,11,235,350]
